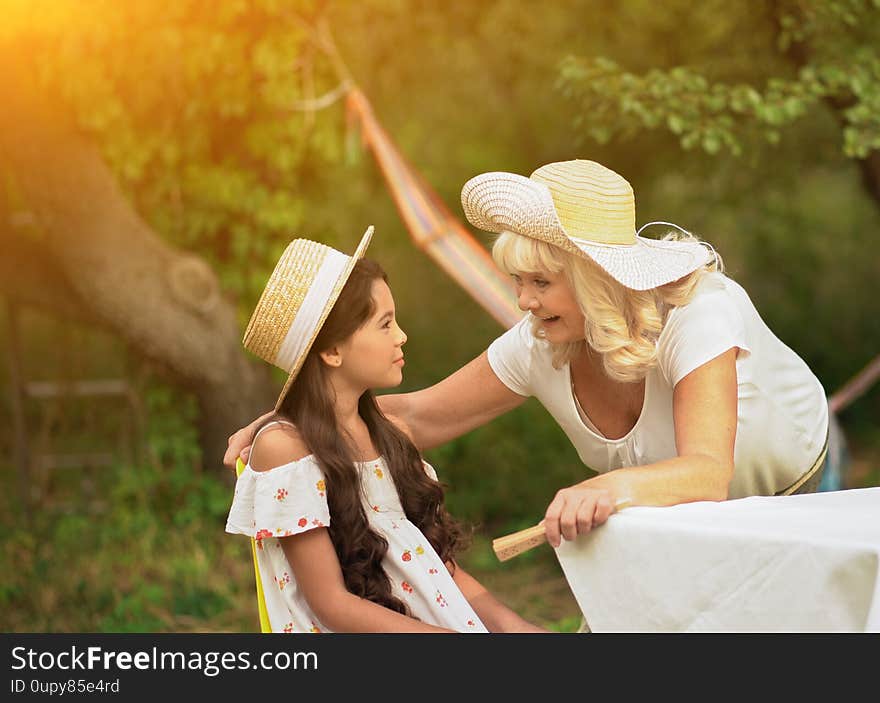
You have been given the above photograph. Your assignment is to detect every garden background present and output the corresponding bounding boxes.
[2,0,878,632]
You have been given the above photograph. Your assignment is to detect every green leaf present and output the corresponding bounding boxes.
[702,132,722,154]
[667,114,685,134]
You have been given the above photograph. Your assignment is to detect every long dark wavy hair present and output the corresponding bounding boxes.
[255,257,469,616]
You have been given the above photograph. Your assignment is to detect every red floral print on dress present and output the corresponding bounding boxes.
[401,550,412,562]
[275,488,288,501]
[283,623,294,633]
[298,517,308,528]
[402,581,414,594]
[255,529,273,541]
[435,591,448,608]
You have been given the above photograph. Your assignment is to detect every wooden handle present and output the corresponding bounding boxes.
[492,498,632,562]
[492,524,549,562]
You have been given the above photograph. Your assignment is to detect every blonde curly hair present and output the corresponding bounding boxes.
[492,230,723,383]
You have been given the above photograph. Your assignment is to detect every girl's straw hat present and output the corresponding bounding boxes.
[243,226,374,410]
[461,159,712,290]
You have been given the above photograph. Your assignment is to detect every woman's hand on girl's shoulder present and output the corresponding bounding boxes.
[249,422,310,472]
[224,410,276,469]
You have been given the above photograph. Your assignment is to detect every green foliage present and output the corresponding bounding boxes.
[0,380,255,633]
[9,0,339,307]
[3,0,879,631]
[558,1,880,158]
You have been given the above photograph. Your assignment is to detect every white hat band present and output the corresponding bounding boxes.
[275,249,349,372]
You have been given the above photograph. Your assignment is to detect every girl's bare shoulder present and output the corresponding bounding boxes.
[250,422,311,472]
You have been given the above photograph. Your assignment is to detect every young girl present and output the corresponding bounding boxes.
[225,227,546,633]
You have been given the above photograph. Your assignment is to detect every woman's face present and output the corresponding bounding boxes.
[512,269,585,344]
[336,279,407,390]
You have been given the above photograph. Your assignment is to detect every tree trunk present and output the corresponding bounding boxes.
[0,57,276,472]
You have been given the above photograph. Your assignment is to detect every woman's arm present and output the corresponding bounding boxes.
[281,529,455,633]
[378,351,526,451]
[449,562,550,633]
[542,348,738,548]
[223,351,523,467]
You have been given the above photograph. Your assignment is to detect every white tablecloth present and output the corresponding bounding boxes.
[554,487,880,632]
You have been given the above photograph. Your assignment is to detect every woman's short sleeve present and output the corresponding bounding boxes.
[225,456,331,540]
[486,316,534,397]
[658,278,751,387]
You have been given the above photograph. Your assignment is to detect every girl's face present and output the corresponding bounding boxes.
[512,269,585,344]
[336,279,407,390]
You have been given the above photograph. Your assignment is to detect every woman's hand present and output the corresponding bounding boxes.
[223,425,254,469]
[543,483,618,548]
[222,411,274,470]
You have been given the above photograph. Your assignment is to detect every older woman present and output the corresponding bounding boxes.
[226,159,829,550]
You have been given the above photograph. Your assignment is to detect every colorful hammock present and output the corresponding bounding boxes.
[345,89,522,329]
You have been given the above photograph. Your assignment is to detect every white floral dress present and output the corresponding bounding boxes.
[225,425,488,633]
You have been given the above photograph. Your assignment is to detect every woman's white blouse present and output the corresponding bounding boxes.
[487,272,828,498]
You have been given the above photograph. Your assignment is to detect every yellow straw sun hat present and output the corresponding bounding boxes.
[461,159,712,290]
[243,226,374,410]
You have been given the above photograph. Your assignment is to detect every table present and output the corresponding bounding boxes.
[554,487,880,632]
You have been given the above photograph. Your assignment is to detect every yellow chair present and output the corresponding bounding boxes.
[236,457,272,633]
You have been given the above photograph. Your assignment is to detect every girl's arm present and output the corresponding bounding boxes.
[449,562,549,633]
[377,351,526,451]
[281,528,455,633]
[541,348,738,547]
